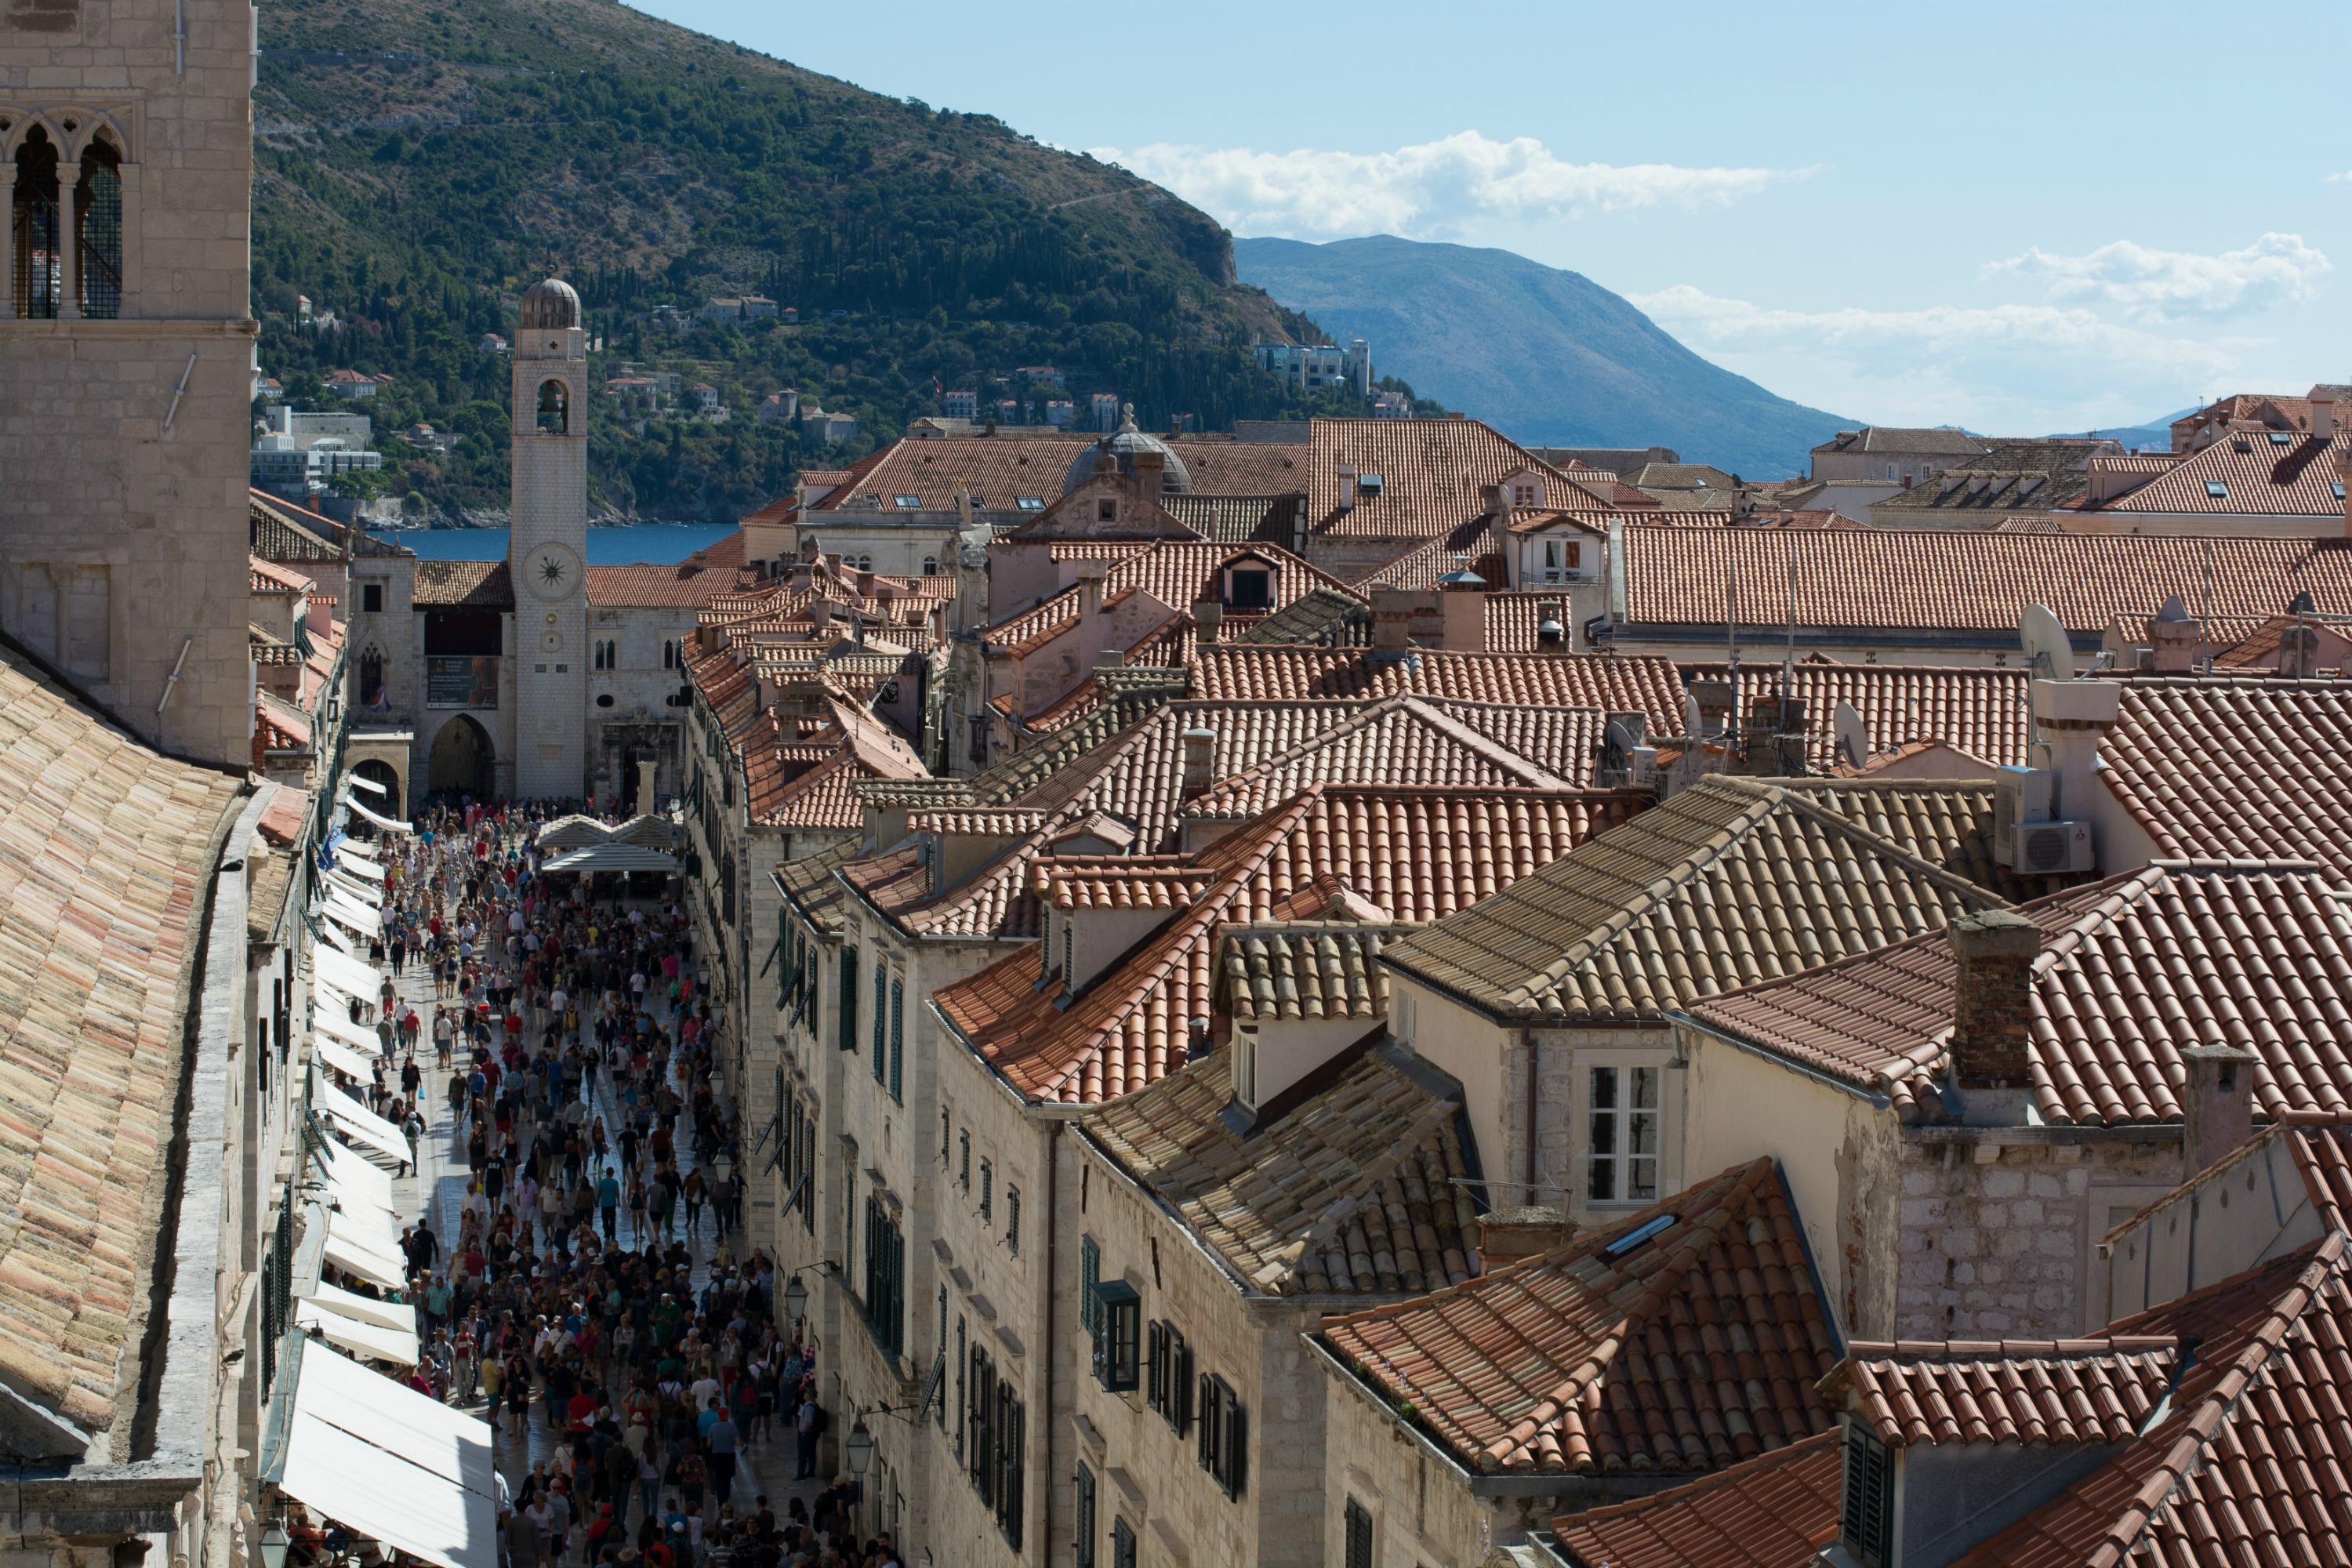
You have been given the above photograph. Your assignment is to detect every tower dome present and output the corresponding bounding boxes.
[518,277,581,331]
[1060,403,1192,495]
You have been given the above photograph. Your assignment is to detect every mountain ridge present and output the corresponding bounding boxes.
[1233,234,1852,477]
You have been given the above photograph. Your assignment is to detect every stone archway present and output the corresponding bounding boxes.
[427,713,494,800]
[352,758,403,818]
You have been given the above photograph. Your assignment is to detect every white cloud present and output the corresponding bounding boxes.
[1091,131,1802,239]
[1629,285,2249,431]
[1980,233,2330,321]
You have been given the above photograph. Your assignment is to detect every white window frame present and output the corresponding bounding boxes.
[1231,1027,1258,1112]
[1579,1051,1678,1207]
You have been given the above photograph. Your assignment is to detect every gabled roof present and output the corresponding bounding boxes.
[1867,440,2120,518]
[2074,429,2348,517]
[413,559,514,609]
[1217,922,1421,1022]
[1182,695,1602,818]
[1381,776,2013,1025]
[2098,678,2352,880]
[1686,860,2352,1127]
[1679,662,2033,772]
[1546,1428,1842,1568]
[1617,526,2352,636]
[586,561,741,608]
[249,490,412,561]
[1813,427,1991,458]
[775,839,859,937]
[1189,643,1686,728]
[806,433,1308,511]
[1075,1043,1478,1297]
[931,784,1645,1101]
[983,539,1356,643]
[1853,1237,2352,1568]
[1230,586,1367,648]
[1824,1335,2177,1447]
[1320,1158,1838,1477]
[0,639,245,1436]
[1305,417,1630,540]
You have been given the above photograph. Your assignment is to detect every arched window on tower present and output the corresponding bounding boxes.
[536,379,568,435]
[358,647,386,708]
[76,134,121,320]
[13,127,60,320]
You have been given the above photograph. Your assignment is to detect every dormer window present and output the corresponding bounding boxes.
[1512,481,1541,508]
[1227,566,1272,611]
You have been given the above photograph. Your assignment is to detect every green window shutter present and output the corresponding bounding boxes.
[839,947,858,1051]
[889,978,905,1102]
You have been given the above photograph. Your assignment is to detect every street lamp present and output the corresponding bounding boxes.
[844,1417,874,1478]
[259,1523,290,1568]
[782,1274,808,1326]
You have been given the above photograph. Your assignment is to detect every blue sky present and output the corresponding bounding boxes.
[634,0,2352,434]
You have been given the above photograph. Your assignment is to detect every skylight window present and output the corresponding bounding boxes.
[894,494,922,509]
[1600,1213,1679,1260]
[2336,482,2346,501]
[2205,481,2229,499]
[2270,430,2296,445]
[1016,496,1045,510]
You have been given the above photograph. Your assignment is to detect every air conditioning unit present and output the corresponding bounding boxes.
[2011,819,2094,875]
[1991,765,2053,865]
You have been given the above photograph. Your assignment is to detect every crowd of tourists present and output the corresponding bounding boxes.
[312,797,904,1568]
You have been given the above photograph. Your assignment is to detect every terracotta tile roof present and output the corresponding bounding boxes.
[1036,856,1215,911]
[1867,440,2118,521]
[1350,535,1477,592]
[412,558,514,609]
[1679,663,2033,771]
[1779,779,2080,903]
[775,840,858,936]
[933,784,1642,1101]
[1381,776,2013,1025]
[908,808,1049,838]
[1687,860,2352,1127]
[1159,492,1305,543]
[2074,430,2348,517]
[0,641,245,1432]
[1180,696,1598,819]
[1305,418,1631,541]
[1076,1044,1478,1296]
[1617,527,2352,636]
[1231,586,1369,647]
[249,490,412,560]
[985,539,1354,644]
[1544,1428,1843,1568]
[1320,1158,1838,1477]
[1816,428,1994,458]
[1827,1337,2178,1447]
[249,555,314,594]
[1189,644,1686,727]
[1216,921,1423,1022]
[1819,1237,2352,1568]
[2097,679,2352,879]
[809,434,1310,512]
[586,561,740,608]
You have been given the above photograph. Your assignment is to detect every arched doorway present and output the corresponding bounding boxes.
[427,714,493,800]
[352,758,402,818]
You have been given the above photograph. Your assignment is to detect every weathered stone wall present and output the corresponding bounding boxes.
[1319,1349,1516,1568]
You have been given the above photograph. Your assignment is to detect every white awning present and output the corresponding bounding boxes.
[318,1085,413,1170]
[315,1136,396,1215]
[323,895,381,938]
[277,1338,497,1568]
[304,1280,417,1335]
[315,918,359,955]
[297,1300,419,1367]
[344,797,415,835]
[311,1007,386,1058]
[314,946,383,1000]
[345,772,390,797]
[336,837,383,862]
[335,848,387,881]
[327,869,383,907]
[321,1220,407,1290]
[314,1036,378,1083]
[542,843,683,875]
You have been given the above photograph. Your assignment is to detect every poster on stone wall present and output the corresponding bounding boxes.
[426,655,497,710]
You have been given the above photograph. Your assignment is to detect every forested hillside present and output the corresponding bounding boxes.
[252,0,1407,521]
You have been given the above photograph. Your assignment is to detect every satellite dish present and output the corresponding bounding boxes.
[1834,700,1871,770]
[2021,603,2074,681]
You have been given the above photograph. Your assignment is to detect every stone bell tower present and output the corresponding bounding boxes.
[509,276,590,800]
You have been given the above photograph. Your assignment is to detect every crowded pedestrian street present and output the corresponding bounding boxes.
[307,798,904,1568]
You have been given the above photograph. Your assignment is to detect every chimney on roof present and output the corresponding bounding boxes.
[1337,464,1357,512]
[2181,1044,2258,1175]
[1192,601,1221,646]
[1948,909,2040,1105]
[1484,481,1509,521]
[811,597,833,637]
[1073,557,1108,626]
[1476,1206,1573,1265]
[1132,448,1166,495]
[1370,585,1415,655]
[2031,676,2122,828]
[1437,569,1488,653]
[2313,386,2336,441]
[1180,728,1217,800]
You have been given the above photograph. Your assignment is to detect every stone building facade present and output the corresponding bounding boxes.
[0,0,260,768]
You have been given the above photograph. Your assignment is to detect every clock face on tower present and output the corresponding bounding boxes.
[524,542,581,602]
